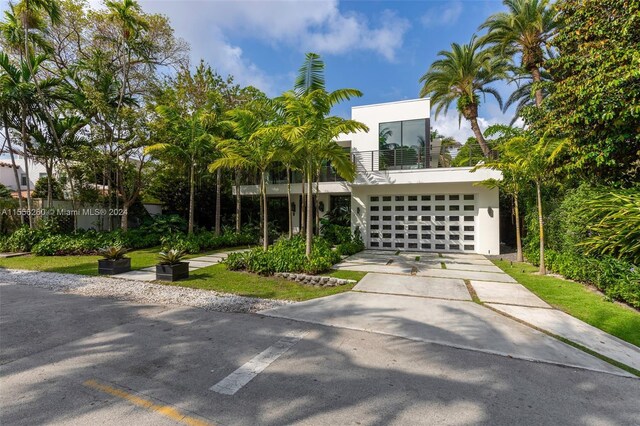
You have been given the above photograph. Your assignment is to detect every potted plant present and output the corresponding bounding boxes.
[156,249,189,281]
[98,246,131,275]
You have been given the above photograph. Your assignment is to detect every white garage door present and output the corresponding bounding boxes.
[368,194,477,252]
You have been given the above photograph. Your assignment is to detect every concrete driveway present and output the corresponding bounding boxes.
[263,251,640,376]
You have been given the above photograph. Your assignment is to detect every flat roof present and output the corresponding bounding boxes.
[352,98,430,109]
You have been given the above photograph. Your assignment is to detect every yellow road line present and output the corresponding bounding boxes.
[83,379,214,426]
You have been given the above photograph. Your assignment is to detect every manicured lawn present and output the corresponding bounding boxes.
[0,247,233,276]
[0,249,365,301]
[493,260,640,347]
[157,264,361,301]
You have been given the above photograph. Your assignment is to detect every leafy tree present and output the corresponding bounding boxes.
[504,131,564,274]
[479,0,558,107]
[210,100,280,250]
[538,0,640,184]
[451,137,488,167]
[419,36,507,157]
[32,175,63,200]
[474,125,528,261]
[146,65,223,234]
[277,53,367,257]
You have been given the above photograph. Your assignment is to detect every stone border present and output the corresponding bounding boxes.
[275,272,356,287]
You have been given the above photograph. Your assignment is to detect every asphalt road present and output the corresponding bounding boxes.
[1,283,639,425]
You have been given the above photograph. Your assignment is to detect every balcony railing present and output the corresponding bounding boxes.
[352,148,432,171]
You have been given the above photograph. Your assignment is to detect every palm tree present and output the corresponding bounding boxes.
[0,51,58,227]
[504,131,565,274]
[419,36,507,158]
[277,53,367,258]
[210,101,280,250]
[479,0,557,107]
[146,106,215,235]
[474,125,527,262]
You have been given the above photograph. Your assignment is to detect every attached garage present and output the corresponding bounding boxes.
[367,193,477,252]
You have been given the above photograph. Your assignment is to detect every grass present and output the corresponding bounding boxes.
[493,260,640,347]
[0,248,366,301]
[0,246,236,276]
[157,264,363,301]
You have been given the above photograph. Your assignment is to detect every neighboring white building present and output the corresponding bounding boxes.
[239,98,502,255]
[0,153,49,197]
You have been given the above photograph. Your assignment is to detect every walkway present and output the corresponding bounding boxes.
[263,250,640,377]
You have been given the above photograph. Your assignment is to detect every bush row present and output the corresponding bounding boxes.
[159,229,258,254]
[524,246,640,309]
[225,236,341,275]
[0,223,258,256]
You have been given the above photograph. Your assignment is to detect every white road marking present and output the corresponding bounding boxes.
[210,330,308,395]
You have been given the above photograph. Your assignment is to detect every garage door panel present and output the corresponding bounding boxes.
[368,194,476,253]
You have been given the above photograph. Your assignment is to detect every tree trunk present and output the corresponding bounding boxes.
[514,192,523,262]
[530,66,544,107]
[468,116,491,158]
[536,180,545,275]
[215,168,221,236]
[300,172,306,235]
[21,107,34,228]
[315,169,320,236]
[120,201,130,232]
[305,169,313,258]
[261,170,268,250]
[235,168,241,233]
[46,163,53,208]
[188,161,195,235]
[3,116,24,216]
[286,166,292,238]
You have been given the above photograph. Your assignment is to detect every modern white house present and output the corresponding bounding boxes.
[238,98,502,255]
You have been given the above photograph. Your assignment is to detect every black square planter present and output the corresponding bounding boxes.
[98,258,131,275]
[156,262,189,281]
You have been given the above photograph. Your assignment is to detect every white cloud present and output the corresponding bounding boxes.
[421,1,463,27]
[128,0,410,93]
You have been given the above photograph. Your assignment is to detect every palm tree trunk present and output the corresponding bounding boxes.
[3,115,24,215]
[46,162,53,208]
[469,116,491,158]
[315,169,320,236]
[530,67,544,107]
[235,168,241,233]
[305,169,313,258]
[188,162,195,235]
[536,180,545,275]
[286,166,292,238]
[301,172,306,235]
[21,107,34,228]
[261,170,268,250]
[215,168,221,236]
[514,192,523,262]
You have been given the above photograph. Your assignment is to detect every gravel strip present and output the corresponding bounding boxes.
[0,269,292,313]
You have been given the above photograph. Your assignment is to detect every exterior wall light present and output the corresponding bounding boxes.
[291,202,296,214]
[319,201,325,212]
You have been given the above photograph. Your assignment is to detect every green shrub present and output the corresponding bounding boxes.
[321,223,352,245]
[223,235,340,275]
[336,228,365,256]
[225,252,247,271]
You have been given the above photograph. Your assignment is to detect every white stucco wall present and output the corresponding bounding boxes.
[349,99,431,154]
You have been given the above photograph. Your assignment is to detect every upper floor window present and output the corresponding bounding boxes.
[20,174,27,186]
[378,119,428,169]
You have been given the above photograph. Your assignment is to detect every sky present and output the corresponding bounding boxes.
[3,0,519,142]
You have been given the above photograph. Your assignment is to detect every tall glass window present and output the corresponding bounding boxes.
[378,119,428,169]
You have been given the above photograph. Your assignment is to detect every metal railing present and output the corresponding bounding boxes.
[351,148,431,171]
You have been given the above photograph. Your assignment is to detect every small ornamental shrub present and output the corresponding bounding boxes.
[99,246,129,260]
[223,235,341,275]
[157,249,186,265]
